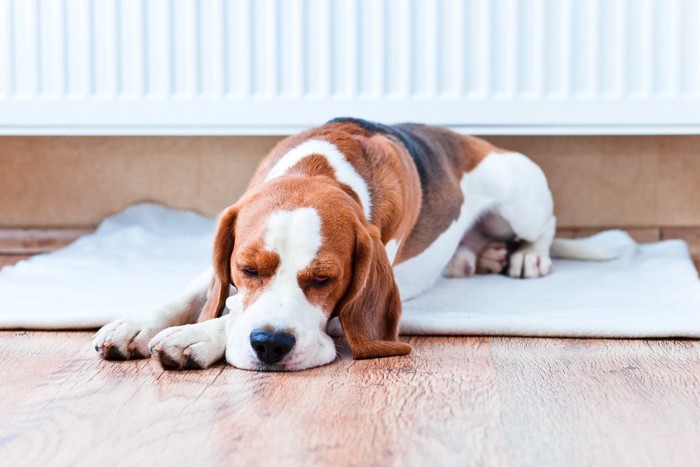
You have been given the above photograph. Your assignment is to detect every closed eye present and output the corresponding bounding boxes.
[241,267,259,278]
[312,276,331,286]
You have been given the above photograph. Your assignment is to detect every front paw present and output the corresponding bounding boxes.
[148,323,226,371]
[94,319,160,360]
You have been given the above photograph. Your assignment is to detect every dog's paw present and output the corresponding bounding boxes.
[442,246,477,278]
[476,242,508,274]
[94,319,159,360]
[508,248,552,278]
[148,322,226,371]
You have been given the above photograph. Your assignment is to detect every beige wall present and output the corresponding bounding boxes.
[1,135,699,228]
[0,136,279,227]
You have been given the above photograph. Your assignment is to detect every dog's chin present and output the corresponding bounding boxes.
[235,361,329,372]
[225,345,338,372]
[226,358,338,372]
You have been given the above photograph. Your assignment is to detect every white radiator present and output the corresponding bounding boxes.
[0,0,699,135]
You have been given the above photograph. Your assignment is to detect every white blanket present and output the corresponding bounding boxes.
[2,204,699,337]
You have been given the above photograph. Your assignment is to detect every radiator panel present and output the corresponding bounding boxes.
[0,0,698,134]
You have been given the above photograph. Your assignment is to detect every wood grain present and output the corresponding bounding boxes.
[491,339,700,466]
[2,234,699,464]
[0,228,89,271]
[1,332,700,466]
[0,228,91,254]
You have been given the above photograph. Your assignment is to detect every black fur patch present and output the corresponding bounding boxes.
[327,117,437,188]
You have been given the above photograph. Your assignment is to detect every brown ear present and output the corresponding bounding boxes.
[336,221,412,360]
[197,206,237,322]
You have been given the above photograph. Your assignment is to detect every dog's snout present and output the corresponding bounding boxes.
[249,330,296,365]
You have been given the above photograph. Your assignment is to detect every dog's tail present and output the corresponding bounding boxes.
[550,238,618,261]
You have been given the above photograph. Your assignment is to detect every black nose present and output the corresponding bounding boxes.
[249,330,296,365]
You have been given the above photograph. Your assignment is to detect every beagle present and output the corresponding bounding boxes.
[94,118,610,371]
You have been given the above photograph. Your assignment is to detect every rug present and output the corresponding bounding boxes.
[2,203,699,338]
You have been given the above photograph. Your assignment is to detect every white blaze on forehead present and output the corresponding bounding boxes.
[264,208,322,280]
[265,139,372,221]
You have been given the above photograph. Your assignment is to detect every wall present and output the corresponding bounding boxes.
[1,135,699,229]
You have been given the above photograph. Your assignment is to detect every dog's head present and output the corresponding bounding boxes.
[200,176,411,371]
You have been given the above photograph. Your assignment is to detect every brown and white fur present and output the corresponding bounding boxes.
[94,118,611,371]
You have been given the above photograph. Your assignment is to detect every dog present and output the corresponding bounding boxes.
[94,118,611,371]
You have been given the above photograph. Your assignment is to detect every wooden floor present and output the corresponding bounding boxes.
[2,234,700,466]
[1,332,700,466]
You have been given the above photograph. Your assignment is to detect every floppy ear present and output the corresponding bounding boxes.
[197,206,237,322]
[335,221,412,360]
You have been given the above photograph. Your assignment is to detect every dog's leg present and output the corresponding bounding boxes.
[507,216,555,278]
[489,155,556,278]
[94,268,213,360]
[465,151,556,279]
[148,315,228,370]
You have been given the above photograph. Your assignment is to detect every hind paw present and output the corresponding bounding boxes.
[476,242,508,274]
[442,246,477,278]
[508,248,552,278]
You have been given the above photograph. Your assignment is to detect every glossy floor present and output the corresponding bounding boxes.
[1,332,699,466]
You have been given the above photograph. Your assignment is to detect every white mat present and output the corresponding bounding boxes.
[2,204,700,338]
